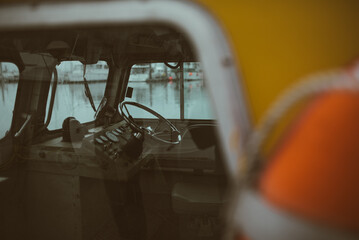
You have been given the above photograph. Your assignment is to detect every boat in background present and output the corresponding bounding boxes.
[58,61,109,83]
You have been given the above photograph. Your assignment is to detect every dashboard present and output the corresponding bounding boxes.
[26,120,147,181]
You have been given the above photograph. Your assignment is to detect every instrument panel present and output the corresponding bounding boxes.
[88,123,132,167]
[27,120,146,181]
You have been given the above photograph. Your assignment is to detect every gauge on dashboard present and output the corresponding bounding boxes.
[95,137,104,145]
[112,130,120,136]
[115,128,123,134]
[106,131,119,143]
[100,135,109,142]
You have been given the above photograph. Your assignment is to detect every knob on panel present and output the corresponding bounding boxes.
[106,131,119,143]
[95,137,104,145]
[100,135,109,142]
[112,130,120,136]
[115,128,123,134]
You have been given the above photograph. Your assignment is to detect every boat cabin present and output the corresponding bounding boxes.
[0,20,231,240]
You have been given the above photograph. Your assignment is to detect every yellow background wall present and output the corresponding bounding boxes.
[197,0,359,122]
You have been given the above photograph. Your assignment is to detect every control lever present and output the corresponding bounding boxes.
[14,114,32,138]
[123,132,144,159]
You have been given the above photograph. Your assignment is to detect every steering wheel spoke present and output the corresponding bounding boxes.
[119,101,181,145]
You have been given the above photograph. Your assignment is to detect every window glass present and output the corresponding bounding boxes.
[126,63,180,119]
[47,61,108,130]
[183,62,215,119]
[0,62,19,138]
[126,62,215,119]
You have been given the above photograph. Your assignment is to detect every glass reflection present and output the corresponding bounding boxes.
[0,62,19,138]
[127,62,215,119]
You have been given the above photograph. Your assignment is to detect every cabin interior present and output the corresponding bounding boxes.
[0,25,229,240]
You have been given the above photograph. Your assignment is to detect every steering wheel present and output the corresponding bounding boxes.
[119,101,181,145]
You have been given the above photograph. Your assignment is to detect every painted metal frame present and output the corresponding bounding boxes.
[0,0,251,178]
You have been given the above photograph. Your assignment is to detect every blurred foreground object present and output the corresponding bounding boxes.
[237,63,359,240]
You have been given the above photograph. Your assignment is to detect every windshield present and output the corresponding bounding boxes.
[126,62,215,120]
[46,61,108,130]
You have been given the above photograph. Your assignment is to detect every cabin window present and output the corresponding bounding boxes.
[126,62,215,120]
[46,61,108,130]
[183,62,215,119]
[0,62,19,139]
